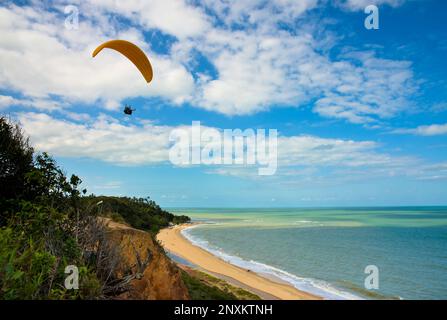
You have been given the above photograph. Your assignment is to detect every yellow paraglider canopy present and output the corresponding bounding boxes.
[92,40,153,83]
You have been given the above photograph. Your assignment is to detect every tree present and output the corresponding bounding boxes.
[0,117,34,201]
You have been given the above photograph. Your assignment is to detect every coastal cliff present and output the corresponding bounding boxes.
[105,219,190,300]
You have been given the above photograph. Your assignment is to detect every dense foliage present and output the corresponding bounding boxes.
[0,117,101,299]
[82,196,190,234]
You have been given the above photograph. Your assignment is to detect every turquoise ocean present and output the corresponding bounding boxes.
[169,207,447,300]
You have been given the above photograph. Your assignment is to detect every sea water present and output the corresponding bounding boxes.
[169,207,447,300]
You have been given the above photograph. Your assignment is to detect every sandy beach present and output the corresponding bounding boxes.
[157,224,321,300]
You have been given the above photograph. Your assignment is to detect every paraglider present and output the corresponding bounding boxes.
[92,40,153,83]
[92,40,153,118]
[123,105,135,115]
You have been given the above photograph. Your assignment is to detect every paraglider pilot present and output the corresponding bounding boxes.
[124,105,135,115]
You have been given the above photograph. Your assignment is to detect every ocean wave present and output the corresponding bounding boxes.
[181,225,363,300]
[292,220,316,225]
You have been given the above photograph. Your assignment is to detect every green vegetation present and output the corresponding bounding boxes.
[181,270,238,300]
[0,117,189,299]
[180,269,261,300]
[0,118,100,299]
[81,196,190,234]
[196,271,261,300]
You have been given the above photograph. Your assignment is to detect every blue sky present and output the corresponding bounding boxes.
[1,0,446,207]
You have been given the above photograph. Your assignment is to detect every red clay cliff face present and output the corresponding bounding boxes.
[105,220,189,300]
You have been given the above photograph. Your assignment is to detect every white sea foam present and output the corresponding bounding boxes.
[292,220,316,225]
[181,224,363,300]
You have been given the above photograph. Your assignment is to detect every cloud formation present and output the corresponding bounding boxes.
[0,0,417,124]
[0,4,194,110]
[17,112,421,182]
[18,112,172,165]
[393,123,447,136]
[337,0,407,11]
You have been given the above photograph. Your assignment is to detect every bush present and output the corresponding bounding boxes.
[0,118,34,203]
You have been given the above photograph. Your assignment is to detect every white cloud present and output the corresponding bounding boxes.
[314,52,416,123]
[337,0,407,11]
[168,2,416,121]
[17,112,418,181]
[186,29,416,122]
[0,95,64,111]
[87,0,211,39]
[200,0,318,27]
[416,163,447,181]
[210,133,417,180]
[60,110,91,122]
[393,123,447,136]
[18,112,173,165]
[188,30,316,115]
[0,95,21,109]
[278,135,389,167]
[431,102,447,113]
[92,181,122,190]
[17,110,447,183]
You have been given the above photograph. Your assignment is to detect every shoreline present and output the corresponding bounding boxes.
[157,223,321,300]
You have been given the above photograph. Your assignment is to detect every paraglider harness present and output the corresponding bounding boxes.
[124,105,135,115]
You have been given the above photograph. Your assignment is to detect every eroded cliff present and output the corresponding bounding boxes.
[105,219,189,300]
